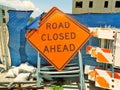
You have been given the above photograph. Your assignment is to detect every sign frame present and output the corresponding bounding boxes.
[26,7,91,71]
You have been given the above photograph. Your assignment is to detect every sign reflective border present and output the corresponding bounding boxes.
[26,7,91,71]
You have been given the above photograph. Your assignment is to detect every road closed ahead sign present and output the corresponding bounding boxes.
[26,7,91,71]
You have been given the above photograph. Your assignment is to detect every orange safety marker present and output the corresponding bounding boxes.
[96,76,110,89]
[86,46,113,64]
[85,66,120,89]
[97,52,110,63]
[101,48,111,53]
[26,7,91,71]
[96,47,113,64]
[85,65,102,81]
[86,45,94,54]
[86,46,97,57]
[95,69,120,90]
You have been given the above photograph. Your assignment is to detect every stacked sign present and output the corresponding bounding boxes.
[85,28,120,90]
[26,7,91,71]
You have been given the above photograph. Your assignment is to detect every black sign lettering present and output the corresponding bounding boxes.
[57,44,62,52]
[43,45,49,53]
[59,33,64,40]
[46,23,51,29]
[41,34,46,41]
[65,33,70,40]
[46,22,70,29]
[63,44,69,52]
[53,33,59,40]
[52,23,57,29]
[48,34,52,41]
[65,22,70,28]
[43,44,75,53]
[58,22,64,29]
[41,32,76,41]
[50,45,56,52]
[69,44,75,51]
[71,32,76,39]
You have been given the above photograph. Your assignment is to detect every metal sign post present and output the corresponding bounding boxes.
[37,51,86,90]
[37,52,41,87]
[78,51,86,90]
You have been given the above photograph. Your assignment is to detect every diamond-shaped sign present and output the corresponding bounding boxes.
[26,7,91,71]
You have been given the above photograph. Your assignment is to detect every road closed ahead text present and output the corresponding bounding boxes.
[41,22,77,53]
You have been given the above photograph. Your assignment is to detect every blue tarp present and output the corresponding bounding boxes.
[7,10,33,66]
[70,13,120,28]
[7,12,120,66]
[25,13,50,66]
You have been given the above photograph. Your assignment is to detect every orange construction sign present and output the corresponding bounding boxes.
[26,7,91,71]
